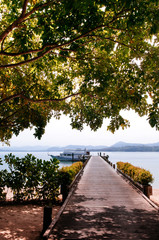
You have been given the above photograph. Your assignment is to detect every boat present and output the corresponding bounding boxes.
[49,149,90,161]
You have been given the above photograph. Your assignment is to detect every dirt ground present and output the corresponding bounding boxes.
[0,204,60,240]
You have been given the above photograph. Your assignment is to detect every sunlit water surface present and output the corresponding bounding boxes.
[0,151,158,188]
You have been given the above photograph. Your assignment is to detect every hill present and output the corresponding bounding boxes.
[0,142,159,152]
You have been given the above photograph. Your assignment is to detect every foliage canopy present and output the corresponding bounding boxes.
[0,0,159,142]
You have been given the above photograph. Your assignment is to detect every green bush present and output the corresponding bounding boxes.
[4,154,41,201]
[1,155,83,203]
[3,154,60,202]
[39,158,60,201]
[0,158,7,200]
[117,161,153,185]
[60,161,83,187]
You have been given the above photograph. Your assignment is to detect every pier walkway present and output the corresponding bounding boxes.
[48,156,159,239]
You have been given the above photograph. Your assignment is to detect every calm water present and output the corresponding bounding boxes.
[0,152,70,170]
[0,151,159,188]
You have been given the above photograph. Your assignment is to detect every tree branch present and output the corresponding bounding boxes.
[21,0,29,17]
[0,48,52,68]
[0,5,132,68]
[88,34,131,49]
[0,92,81,105]
[0,93,24,104]
[24,0,59,19]
[1,37,5,52]
[0,23,111,68]
[0,45,56,57]
[0,1,57,44]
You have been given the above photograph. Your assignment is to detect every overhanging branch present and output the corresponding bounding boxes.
[0,92,81,105]
[0,0,58,44]
[0,5,132,68]
[21,0,29,17]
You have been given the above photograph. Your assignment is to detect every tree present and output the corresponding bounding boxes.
[0,0,158,143]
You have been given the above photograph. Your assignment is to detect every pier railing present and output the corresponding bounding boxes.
[116,168,152,198]
[101,155,152,199]
[102,155,115,169]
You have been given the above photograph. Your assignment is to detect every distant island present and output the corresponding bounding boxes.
[0,141,159,152]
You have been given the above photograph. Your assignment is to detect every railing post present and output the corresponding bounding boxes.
[105,155,109,162]
[61,183,69,202]
[143,185,152,198]
[42,206,52,235]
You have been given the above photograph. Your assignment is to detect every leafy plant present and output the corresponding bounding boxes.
[60,161,83,187]
[39,158,60,201]
[4,154,26,201]
[0,158,7,200]
[117,161,153,185]
[3,154,60,202]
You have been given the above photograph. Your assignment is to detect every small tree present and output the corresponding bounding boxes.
[4,154,60,202]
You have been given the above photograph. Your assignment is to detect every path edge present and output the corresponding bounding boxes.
[116,170,159,211]
[43,157,90,240]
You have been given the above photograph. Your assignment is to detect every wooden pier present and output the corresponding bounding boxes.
[45,156,159,239]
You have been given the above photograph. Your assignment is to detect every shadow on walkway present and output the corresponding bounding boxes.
[51,195,159,239]
[49,157,159,239]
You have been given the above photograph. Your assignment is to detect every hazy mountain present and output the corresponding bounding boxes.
[146,142,159,147]
[111,141,143,148]
[99,146,159,152]
[1,142,159,152]
[0,145,50,152]
[48,145,107,151]
[111,141,159,148]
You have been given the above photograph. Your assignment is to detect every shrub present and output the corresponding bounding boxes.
[60,161,83,187]
[136,168,153,185]
[3,154,60,202]
[117,161,153,185]
[4,154,26,201]
[1,155,83,203]
[39,158,60,201]
[116,162,125,171]
[0,158,7,200]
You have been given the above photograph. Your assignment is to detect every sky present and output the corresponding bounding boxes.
[4,109,159,147]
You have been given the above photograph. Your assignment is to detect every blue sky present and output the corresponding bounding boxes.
[6,110,159,147]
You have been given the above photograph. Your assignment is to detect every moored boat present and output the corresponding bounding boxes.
[50,149,90,161]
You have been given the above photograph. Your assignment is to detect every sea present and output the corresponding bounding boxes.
[0,151,159,188]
